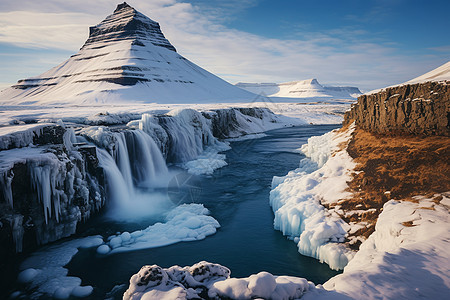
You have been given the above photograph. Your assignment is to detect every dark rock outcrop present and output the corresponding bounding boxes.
[344,81,449,136]
[82,2,176,52]
[207,108,274,139]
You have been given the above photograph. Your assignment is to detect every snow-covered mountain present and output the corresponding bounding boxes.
[236,79,361,99]
[0,2,255,105]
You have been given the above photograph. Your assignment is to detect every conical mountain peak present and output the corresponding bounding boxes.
[82,2,176,52]
[114,2,132,13]
[1,3,254,105]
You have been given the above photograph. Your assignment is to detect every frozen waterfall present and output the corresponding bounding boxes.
[96,129,171,220]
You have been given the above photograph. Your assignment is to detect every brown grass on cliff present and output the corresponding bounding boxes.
[338,129,450,248]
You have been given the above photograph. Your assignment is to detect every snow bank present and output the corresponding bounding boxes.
[270,125,356,270]
[123,261,317,300]
[96,204,220,254]
[0,123,54,150]
[209,271,314,300]
[304,194,450,300]
[15,236,103,299]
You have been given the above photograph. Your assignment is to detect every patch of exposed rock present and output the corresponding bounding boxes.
[344,81,449,136]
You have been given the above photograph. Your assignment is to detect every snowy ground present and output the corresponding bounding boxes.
[0,100,350,127]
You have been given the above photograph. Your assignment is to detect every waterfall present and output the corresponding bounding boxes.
[97,129,172,219]
[97,148,131,210]
[125,130,168,187]
[112,133,135,194]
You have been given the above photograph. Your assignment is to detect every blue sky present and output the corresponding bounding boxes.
[0,0,448,91]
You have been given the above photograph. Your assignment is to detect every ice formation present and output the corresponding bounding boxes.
[270,125,356,270]
[0,123,54,150]
[0,133,101,250]
[96,204,220,254]
[15,236,103,299]
[123,261,317,300]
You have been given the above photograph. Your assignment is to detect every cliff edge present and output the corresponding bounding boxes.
[344,62,450,136]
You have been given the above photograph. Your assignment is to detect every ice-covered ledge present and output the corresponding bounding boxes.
[269,124,357,270]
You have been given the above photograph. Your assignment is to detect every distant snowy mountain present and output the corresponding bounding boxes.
[236,79,361,100]
[0,2,255,105]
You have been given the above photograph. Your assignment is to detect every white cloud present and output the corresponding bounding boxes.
[0,0,446,91]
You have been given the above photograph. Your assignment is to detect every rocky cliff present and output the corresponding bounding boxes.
[344,81,449,136]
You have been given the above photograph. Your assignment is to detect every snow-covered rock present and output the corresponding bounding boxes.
[236,79,361,100]
[123,261,317,300]
[0,131,104,252]
[96,204,220,254]
[0,3,255,105]
[304,194,450,300]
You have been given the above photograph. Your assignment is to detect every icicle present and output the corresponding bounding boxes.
[11,214,24,253]
[63,126,77,151]
[1,170,14,208]
[29,159,66,224]
[30,164,52,224]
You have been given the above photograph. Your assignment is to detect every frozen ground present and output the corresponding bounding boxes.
[0,101,350,127]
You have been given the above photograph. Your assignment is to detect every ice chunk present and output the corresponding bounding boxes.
[97,204,220,254]
[17,236,102,299]
[17,268,39,283]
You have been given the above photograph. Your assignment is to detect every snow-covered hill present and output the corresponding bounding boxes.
[0,2,255,105]
[367,61,450,95]
[236,79,361,100]
[405,61,450,84]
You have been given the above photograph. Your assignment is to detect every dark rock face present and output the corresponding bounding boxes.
[0,129,105,256]
[208,108,273,139]
[82,2,176,52]
[344,81,449,136]
[33,125,65,145]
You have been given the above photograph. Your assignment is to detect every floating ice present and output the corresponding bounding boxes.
[16,236,103,299]
[183,144,230,175]
[97,204,220,254]
[225,133,267,142]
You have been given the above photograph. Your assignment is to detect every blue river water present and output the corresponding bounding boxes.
[65,124,340,298]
